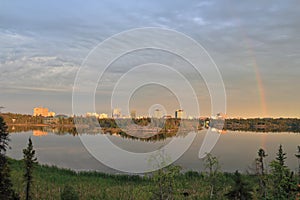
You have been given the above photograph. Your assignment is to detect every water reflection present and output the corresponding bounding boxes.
[33,130,48,136]
[6,129,300,173]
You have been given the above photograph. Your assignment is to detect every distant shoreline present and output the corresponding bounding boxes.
[7,123,75,127]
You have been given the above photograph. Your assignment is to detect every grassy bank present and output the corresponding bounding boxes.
[8,158,254,200]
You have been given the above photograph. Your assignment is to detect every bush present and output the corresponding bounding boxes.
[60,185,79,200]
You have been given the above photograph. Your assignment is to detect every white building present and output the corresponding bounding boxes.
[112,108,121,118]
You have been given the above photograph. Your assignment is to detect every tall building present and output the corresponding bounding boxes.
[175,109,185,119]
[33,107,55,117]
[153,109,162,118]
[112,108,121,118]
[33,107,49,117]
[130,110,136,119]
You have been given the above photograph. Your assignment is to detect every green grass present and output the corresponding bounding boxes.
[8,158,257,200]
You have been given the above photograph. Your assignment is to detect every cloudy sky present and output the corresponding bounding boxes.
[1,0,300,118]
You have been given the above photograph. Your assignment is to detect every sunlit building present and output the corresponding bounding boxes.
[48,111,55,117]
[86,112,99,118]
[33,107,55,117]
[33,107,49,117]
[112,108,121,118]
[99,113,108,119]
[175,109,185,119]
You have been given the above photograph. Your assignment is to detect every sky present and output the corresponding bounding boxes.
[0,0,300,118]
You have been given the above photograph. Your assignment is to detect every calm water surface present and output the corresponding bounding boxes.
[7,130,300,174]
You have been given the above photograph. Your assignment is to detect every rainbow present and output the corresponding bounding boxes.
[243,37,268,117]
[243,35,268,149]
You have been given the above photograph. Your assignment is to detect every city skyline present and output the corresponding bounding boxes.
[1,1,300,118]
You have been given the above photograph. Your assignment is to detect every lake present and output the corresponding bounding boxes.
[7,129,300,174]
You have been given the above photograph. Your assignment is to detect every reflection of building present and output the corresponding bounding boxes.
[33,130,48,136]
[175,109,185,119]
[33,107,55,117]
[112,108,121,118]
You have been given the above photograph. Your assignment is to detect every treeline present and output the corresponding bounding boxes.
[221,118,300,132]
[2,112,300,135]
[0,113,74,126]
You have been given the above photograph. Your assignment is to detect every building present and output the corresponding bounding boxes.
[33,107,55,117]
[130,110,136,119]
[86,112,99,118]
[99,113,108,119]
[33,107,49,117]
[163,115,172,119]
[48,111,56,117]
[153,109,162,118]
[175,109,185,119]
[112,108,121,118]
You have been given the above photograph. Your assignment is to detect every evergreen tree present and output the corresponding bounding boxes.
[23,137,37,200]
[225,170,252,200]
[0,116,18,199]
[295,146,300,183]
[295,146,300,198]
[270,144,297,199]
[256,148,267,199]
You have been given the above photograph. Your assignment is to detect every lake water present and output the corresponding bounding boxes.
[7,129,300,174]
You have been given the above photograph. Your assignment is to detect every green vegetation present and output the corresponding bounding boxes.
[222,118,300,132]
[23,138,37,200]
[0,116,19,199]
[6,145,300,200]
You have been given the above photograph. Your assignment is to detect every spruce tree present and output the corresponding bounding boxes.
[23,137,37,200]
[270,144,297,199]
[256,148,267,199]
[0,116,18,199]
[225,170,252,200]
[295,146,300,198]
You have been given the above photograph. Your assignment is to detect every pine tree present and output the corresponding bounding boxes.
[0,116,18,199]
[225,170,252,200]
[256,148,267,199]
[270,144,297,199]
[295,146,300,184]
[295,146,300,198]
[23,137,37,200]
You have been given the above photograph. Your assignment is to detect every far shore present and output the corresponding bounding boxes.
[7,123,75,127]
